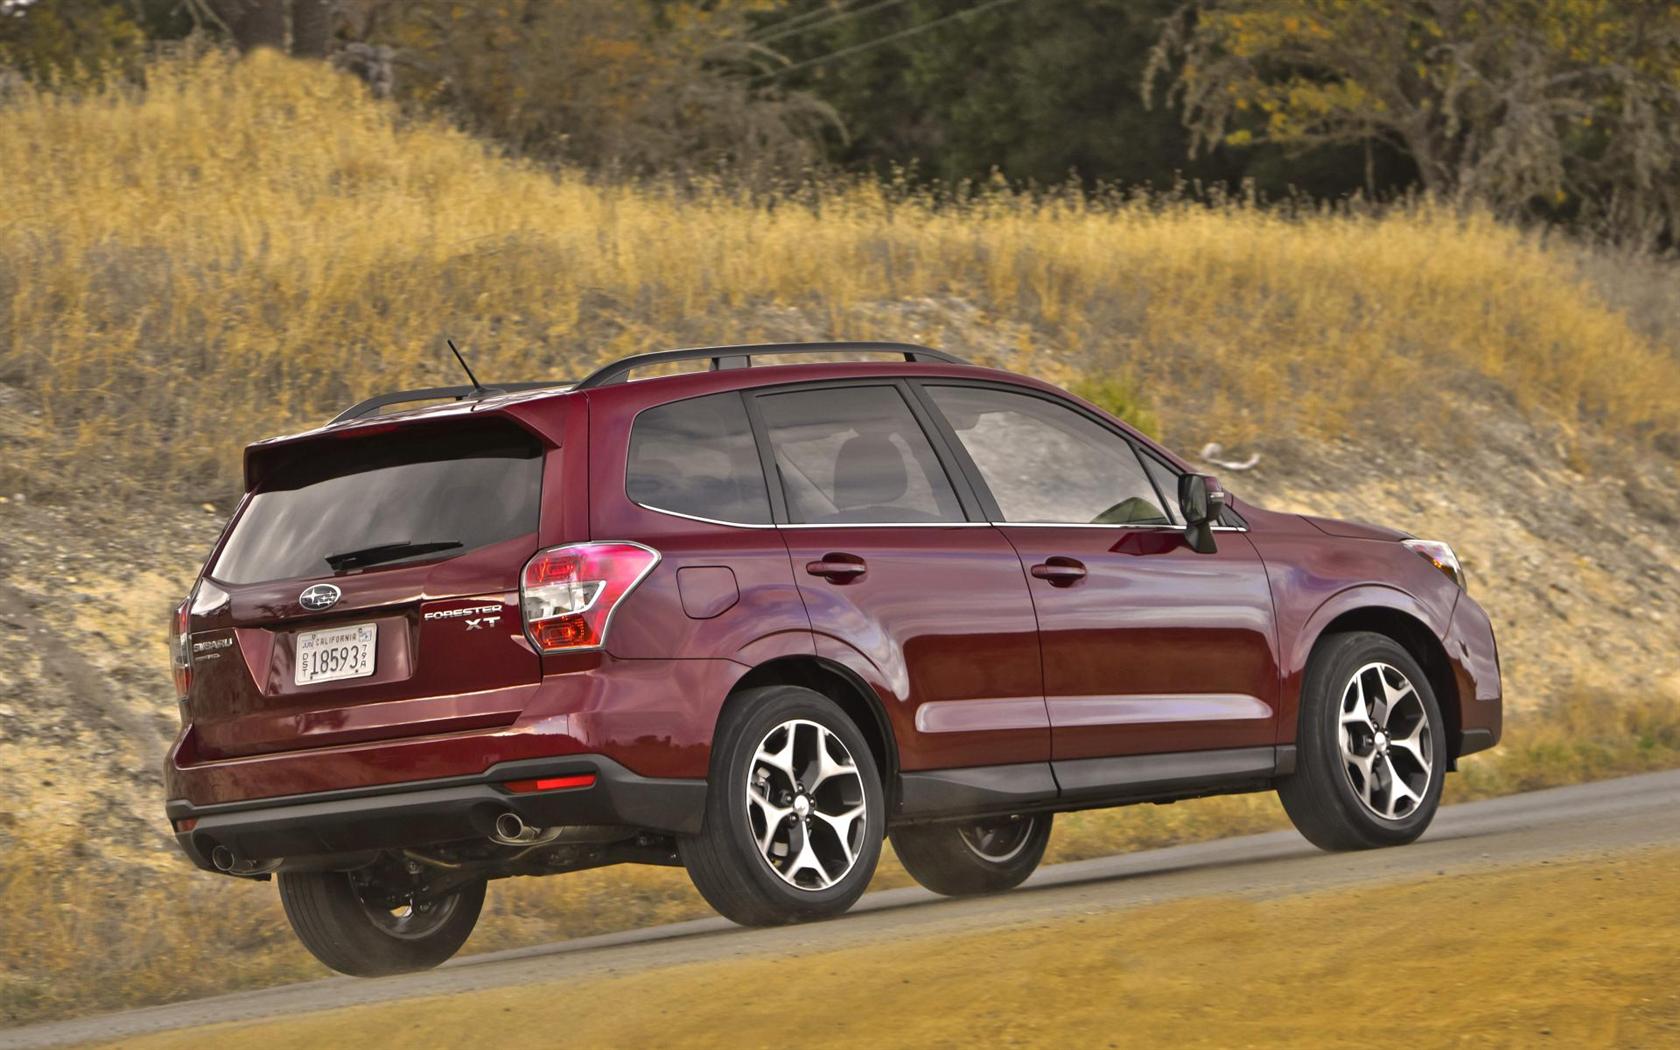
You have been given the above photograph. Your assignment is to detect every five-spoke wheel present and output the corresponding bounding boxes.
[893,813,1051,897]
[1337,661,1436,821]
[1279,631,1446,850]
[278,870,486,977]
[746,718,870,891]
[681,685,884,926]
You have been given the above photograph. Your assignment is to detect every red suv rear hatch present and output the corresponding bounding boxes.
[182,418,547,760]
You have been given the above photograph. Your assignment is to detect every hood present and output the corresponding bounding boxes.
[1298,514,1411,542]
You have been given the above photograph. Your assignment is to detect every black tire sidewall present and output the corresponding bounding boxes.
[892,813,1051,896]
[1299,632,1446,846]
[278,870,485,977]
[703,686,885,916]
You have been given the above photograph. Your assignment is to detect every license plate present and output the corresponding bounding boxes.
[294,623,377,686]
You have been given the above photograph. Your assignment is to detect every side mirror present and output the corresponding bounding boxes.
[1178,474,1226,553]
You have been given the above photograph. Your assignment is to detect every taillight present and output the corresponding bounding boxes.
[520,542,660,653]
[168,598,192,699]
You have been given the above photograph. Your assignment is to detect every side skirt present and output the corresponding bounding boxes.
[894,746,1296,825]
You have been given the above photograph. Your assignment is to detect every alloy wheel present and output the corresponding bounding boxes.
[746,718,869,890]
[957,816,1038,863]
[1337,661,1435,821]
[354,882,462,940]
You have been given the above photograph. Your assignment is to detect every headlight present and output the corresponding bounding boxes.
[1402,539,1466,591]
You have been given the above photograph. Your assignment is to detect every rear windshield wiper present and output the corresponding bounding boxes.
[324,540,463,572]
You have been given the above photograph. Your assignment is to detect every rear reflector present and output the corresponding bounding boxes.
[174,817,198,833]
[503,773,598,794]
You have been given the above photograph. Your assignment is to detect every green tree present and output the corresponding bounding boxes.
[364,0,836,178]
[0,0,146,88]
[1148,0,1680,242]
[757,0,1416,198]
[202,0,332,56]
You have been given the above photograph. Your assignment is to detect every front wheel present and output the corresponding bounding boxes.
[892,814,1051,896]
[1278,631,1446,851]
[277,869,485,977]
[680,685,885,926]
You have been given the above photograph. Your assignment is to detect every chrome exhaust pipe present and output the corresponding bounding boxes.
[210,845,237,872]
[492,812,541,845]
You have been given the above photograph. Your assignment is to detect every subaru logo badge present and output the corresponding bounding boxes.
[299,584,342,611]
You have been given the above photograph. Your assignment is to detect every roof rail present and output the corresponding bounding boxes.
[572,341,965,390]
[330,381,574,424]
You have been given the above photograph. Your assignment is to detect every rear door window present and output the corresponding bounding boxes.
[212,423,542,584]
[756,385,965,525]
[627,392,772,524]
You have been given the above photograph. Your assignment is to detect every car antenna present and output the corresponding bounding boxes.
[447,338,487,397]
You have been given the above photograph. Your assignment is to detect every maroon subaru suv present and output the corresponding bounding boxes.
[164,342,1501,975]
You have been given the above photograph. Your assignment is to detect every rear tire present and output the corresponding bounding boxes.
[681,685,885,926]
[277,870,485,977]
[1278,631,1446,851]
[892,814,1051,896]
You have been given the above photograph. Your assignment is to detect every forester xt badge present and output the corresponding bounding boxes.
[424,603,504,630]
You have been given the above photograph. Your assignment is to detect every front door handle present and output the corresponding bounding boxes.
[1030,557,1087,586]
[806,553,868,583]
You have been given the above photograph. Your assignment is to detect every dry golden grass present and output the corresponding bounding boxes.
[3,690,1677,1026]
[3,51,1678,498]
[103,848,1680,1050]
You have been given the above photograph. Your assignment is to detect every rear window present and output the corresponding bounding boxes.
[212,424,543,585]
[627,392,772,524]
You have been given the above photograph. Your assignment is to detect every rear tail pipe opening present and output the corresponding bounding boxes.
[492,811,543,845]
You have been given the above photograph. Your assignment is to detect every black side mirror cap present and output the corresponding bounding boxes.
[1178,473,1226,553]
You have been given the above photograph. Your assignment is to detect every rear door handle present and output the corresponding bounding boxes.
[1030,557,1087,586]
[806,554,868,583]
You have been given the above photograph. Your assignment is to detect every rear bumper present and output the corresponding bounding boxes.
[165,656,745,807]
[167,754,705,873]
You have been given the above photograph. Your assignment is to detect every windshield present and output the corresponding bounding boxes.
[211,423,542,585]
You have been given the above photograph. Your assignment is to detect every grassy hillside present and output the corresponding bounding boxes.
[2,50,1679,1027]
[2,51,1677,499]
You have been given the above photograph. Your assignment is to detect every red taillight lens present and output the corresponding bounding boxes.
[168,598,192,699]
[520,542,660,653]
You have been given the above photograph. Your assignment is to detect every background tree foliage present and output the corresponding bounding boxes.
[1148,0,1680,242]
[0,0,147,87]
[756,0,1415,199]
[368,0,837,177]
[0,0,1676,241]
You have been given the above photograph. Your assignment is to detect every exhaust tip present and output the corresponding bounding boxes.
[494,812,530,843]
[210,845,236,872]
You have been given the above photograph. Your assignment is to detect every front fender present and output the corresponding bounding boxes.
[1275,583,1456,744]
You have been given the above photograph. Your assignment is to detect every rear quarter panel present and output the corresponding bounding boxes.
[581,382,815,669]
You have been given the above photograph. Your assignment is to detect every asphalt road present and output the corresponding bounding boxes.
[8,769,1680,1049]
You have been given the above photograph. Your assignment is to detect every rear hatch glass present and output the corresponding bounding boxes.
[187,421,547,760]
[214,425,542,584]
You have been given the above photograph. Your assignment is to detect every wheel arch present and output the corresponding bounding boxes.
[726,655,900,807]
[1304,605,1464,768]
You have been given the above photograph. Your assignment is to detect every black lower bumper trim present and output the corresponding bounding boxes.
[168,755,705,873]
[1458,727,1498,758]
